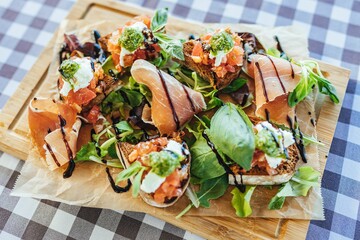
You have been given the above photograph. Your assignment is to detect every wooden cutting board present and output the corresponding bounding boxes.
[0,0,350,239]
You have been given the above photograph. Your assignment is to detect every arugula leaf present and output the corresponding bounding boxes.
[154,32,185,61]
[197,174,228,207]
[75,142,123,168]
[231,186,256,217]
[114,121,143,144]
[220,78,247,94]
[120,88,143,108]
[289,60,339,107]
[151,49,170,68]
[266,47,281,58]
[151,8,168,33]
[115,161,144,184]
[100,91,125,115]
[208,103,255,171]
[268,166,320,210]
[204,89,223,111]
[132,168,145,197]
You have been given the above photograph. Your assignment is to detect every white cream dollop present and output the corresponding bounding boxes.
[140,171,166,193]
[60,58,94,96]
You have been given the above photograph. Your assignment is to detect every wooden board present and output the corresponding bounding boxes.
[0,0,350,239]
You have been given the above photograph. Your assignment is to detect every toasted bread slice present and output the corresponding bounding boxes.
[229,145,299,185]
[180,40,242,90]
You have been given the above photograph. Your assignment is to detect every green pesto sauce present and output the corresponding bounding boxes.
[59,59,79,80]
[118,27,144,52]
[210,31,234,55]
[255,129,282,157]
[148,151,182,177]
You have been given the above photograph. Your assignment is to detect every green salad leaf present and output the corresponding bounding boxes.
[268,166,320,210]
[231,186,256,217]
[289,60,339,107]
[114,121,143,144]
[154,32,184,61]
[219,78,247,94]
[115,161,144,184]
[132,168,146,197]
[207,103,255,171]
[151,8,168,33]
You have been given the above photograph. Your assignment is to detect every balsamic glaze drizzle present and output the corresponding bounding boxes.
[265,109,270,122]
[182,85,196,112]
[255,62,269,102]
[105,167,131,193]
[286,115,307,163]
[202,132,245,193]
[157,69,180,130]
[290,62,295,79]
[263,55,286,93]
[59,115,76,178]
[44,140,60,167]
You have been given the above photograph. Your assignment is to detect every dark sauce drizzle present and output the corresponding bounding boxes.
[202,132,245,193]
[274,35,285,54]
[44,140,60,167]
[260,122,280,148]
[182,85,196,112]
[105,167,131,193]
[290,62,295,79]
[255,62,269,102]
[265,108,270,122]
[286,115,307,163]
[310,118,315,127]
[263,55,286,93]
[59,115,76,178]
[157,69,180,130]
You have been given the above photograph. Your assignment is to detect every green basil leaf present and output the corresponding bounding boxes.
[288,70,317,107]
[151,8,168,32]
[132,168,145,197]
[155,32,185,61]
[317,75,339,103]
[190,133,226,180]
[115,161,142,184]
[231,186,256,217]
[208,103,255,170]
[197,174,228,208]
[220,78,247,94]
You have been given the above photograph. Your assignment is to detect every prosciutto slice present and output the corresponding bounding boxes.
[28,98,80,170]
[131,60,206,135]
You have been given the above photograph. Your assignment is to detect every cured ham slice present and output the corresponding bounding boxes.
[249,55,302,126]
[131,60,206,135]
[28,98,80,170]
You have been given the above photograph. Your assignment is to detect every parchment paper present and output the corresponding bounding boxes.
[12,20,324,220]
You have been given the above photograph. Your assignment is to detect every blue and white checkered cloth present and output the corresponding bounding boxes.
[0,0,359,239]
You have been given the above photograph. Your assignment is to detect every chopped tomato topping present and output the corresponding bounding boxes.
[66,88,96,106]
[200,33,211,41]
[134,49,147,60]
[226,46,243,66]
[86,105,100,124]
[153,170,181,203]
[191,41,204,63]
[112,53,120,67]
[129,137,169,163]
[212,65,228,78]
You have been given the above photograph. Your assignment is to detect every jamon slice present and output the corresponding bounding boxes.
[250,55,302,126]
[28,98,80,170]
[130,60,206,135]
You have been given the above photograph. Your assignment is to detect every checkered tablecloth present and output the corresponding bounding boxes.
[0,0,359,239]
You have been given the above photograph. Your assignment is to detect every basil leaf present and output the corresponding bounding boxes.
[197,174,228,207]
[220,78,247,94]
[190,133,226,181]
[151,8,168,32]
[132,168,145,197]
[155,32,185,61]
[115,161,143,184]
[208,103,255,170]
[231,186,256,217]
[268,166,320,210]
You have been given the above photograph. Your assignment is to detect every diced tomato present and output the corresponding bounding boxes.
[200,33,212,41]
[123,54,134,67]
[226,46,243,66]
[191,41,203,63]
[152,43,161,52]
[86,105,100,124]
[153,170,181,203]
[234,35,242,46]
[212,65,228,78]
[66,88,96,106]
[112,53,120,67]
[225,64,236,73]
[134,49,147,60]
